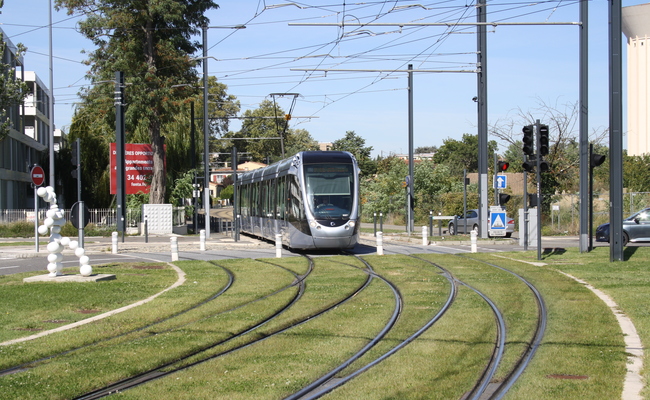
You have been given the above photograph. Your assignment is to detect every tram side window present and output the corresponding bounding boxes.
[288,175,304,221]
[240,185,248,217]
[252,183,259,217]
[276,176,286,219]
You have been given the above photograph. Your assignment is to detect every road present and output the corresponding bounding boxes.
[0,230,609,276]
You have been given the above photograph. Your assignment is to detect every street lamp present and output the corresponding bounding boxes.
[200,24,246,239]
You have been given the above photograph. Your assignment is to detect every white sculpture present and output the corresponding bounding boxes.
[37,186,92,277]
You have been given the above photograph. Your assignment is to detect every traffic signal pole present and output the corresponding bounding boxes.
[535,120,542,260]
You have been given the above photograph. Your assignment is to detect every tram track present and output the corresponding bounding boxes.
[459,255,547,400]
[71,255,377,399]
[1,248,549,399]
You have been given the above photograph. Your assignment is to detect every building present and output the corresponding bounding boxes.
[623,3,650,156]
[0,28,48,209]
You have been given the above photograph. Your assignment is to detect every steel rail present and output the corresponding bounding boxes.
[297,255,457,399]
[460,256,547,400]
[74,255,376,399]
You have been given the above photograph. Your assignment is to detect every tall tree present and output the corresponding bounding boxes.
[433,133,498,177]
[219,99,315,163]
[56,0,218,204]
[331,131,376,176]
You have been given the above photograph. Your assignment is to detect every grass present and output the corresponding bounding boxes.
[0,249,648,399]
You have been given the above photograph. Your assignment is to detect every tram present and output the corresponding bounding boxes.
[237,151,360,250]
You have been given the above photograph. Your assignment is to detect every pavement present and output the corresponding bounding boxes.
[0,232,271,259]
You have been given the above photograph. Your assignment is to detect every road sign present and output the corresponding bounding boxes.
[489,211,507,236]
[495,174,507,189]
[30,165,45,186]
[70,201,90,229]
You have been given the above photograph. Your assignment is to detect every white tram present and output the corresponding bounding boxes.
[237,151,360,250]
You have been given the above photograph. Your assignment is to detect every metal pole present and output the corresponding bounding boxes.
[493,153,498,205]
[463,169,468,234]
[76,138,83,248]
[48,0,55,188]
[609,0,624,261]
[477,0,489,239]
[115,71,126,240]
[34,185,39,253]
[523,170,528,251]
[589,144,594,251]
[407,64,414,234]
[579,0,590,253]
[232,146,240,241]
[79,200,85,248]
[536,120,542,260]
[202,25,211,239]
[373,212,377,237]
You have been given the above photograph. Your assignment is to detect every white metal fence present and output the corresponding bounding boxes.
[0,207,186,227]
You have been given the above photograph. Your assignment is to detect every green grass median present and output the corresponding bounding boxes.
[0,247,647,399]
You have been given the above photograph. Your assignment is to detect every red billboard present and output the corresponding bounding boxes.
[110,143,166,195]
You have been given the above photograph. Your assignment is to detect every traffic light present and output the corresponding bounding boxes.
[539,124,549,156]
[540,160,550,172]
[499,193,511,205]
[591,153,606,168]
[522,159,535,173]
[497,161,509,172]
[522,125,534,156]
[71,140,78,166]
[528,193,539,207]
[71,139,80,180]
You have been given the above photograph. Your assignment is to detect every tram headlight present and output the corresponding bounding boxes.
[349,221,356,228]
[309,220,318,228]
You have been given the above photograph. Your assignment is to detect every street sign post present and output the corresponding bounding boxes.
[494,174,507,189]
[489,206,507,237]
[30,165,45,253]
[31,165,45,187]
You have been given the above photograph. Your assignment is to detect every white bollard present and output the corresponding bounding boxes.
[171,237,179,261]
[275,234,282,258]
[112,232,118,254]
[471,230,477,253]
[422,226,428,246]
[200,229,206,251]
[377,231,384,256]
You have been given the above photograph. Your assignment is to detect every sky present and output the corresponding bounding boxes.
[0,0,646,157]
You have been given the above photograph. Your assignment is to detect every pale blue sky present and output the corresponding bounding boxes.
[1,0,646,157]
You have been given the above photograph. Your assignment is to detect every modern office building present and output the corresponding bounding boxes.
[623,3,650,156]
[0,28,49,209]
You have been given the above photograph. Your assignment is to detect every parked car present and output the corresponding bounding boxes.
[596,207,650,246]
[448,209,515,238]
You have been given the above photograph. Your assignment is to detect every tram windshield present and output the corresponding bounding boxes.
[304,164,355,220]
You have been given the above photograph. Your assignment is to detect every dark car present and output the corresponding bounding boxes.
[596,207,650,246]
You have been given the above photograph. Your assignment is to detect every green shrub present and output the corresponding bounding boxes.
[0,221,34,237]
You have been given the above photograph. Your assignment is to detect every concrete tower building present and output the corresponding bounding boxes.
[623,3,650,156]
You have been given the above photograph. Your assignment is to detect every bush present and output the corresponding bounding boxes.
[0,221,34,238]
[0,221,117,238]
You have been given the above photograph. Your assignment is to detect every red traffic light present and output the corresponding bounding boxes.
[497,161,509,172]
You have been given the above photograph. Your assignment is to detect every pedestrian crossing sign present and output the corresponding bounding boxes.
[490,211,507,236]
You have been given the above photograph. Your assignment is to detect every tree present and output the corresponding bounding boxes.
[433,133,498,177]
[220,100,317,163]
[56,0,219,204]
[415,146,437,154]
[0,13,28,141]
[220,100,283,162]
[331,131,376,176]
[489,97,608,194]
[285,128,319,156]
